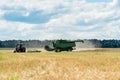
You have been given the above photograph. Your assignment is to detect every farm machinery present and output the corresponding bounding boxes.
[45,40,84,52]
[14,43,26,53]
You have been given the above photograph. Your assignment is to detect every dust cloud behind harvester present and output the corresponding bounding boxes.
[75,40,102,51]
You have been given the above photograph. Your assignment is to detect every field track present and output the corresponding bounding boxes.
[0,48,120,80]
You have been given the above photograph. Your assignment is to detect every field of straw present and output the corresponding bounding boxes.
[0,48,120,80]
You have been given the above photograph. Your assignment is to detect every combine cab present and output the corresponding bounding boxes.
[45,40,84,52]
[14,43,26,53]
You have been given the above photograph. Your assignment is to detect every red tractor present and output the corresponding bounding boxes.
[14,43,26,53]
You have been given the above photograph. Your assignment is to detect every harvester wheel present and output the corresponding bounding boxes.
[55,49,61,52]
[67,48,72,51]
[68,49,72,51]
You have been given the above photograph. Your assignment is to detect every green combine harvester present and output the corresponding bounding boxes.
[45,40,84,52]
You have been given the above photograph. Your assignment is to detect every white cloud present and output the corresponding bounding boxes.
[0,0,120,40]
[0,20,35,39]
[110,0,120,6]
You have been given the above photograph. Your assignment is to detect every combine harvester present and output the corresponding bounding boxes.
[45,40,84,52]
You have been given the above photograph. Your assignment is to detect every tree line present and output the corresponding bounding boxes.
[0,39,120,48]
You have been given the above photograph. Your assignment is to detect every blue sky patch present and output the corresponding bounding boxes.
[3,10,53,24]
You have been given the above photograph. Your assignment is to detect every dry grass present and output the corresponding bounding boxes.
[0,48,120,80]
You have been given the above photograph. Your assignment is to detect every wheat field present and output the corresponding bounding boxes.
[0,48,120,80]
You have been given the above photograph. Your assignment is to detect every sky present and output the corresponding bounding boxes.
[0,0,120,40]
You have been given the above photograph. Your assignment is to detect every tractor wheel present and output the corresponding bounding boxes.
[23,48,26,52]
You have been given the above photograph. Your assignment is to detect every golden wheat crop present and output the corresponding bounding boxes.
[0,48,120,80]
